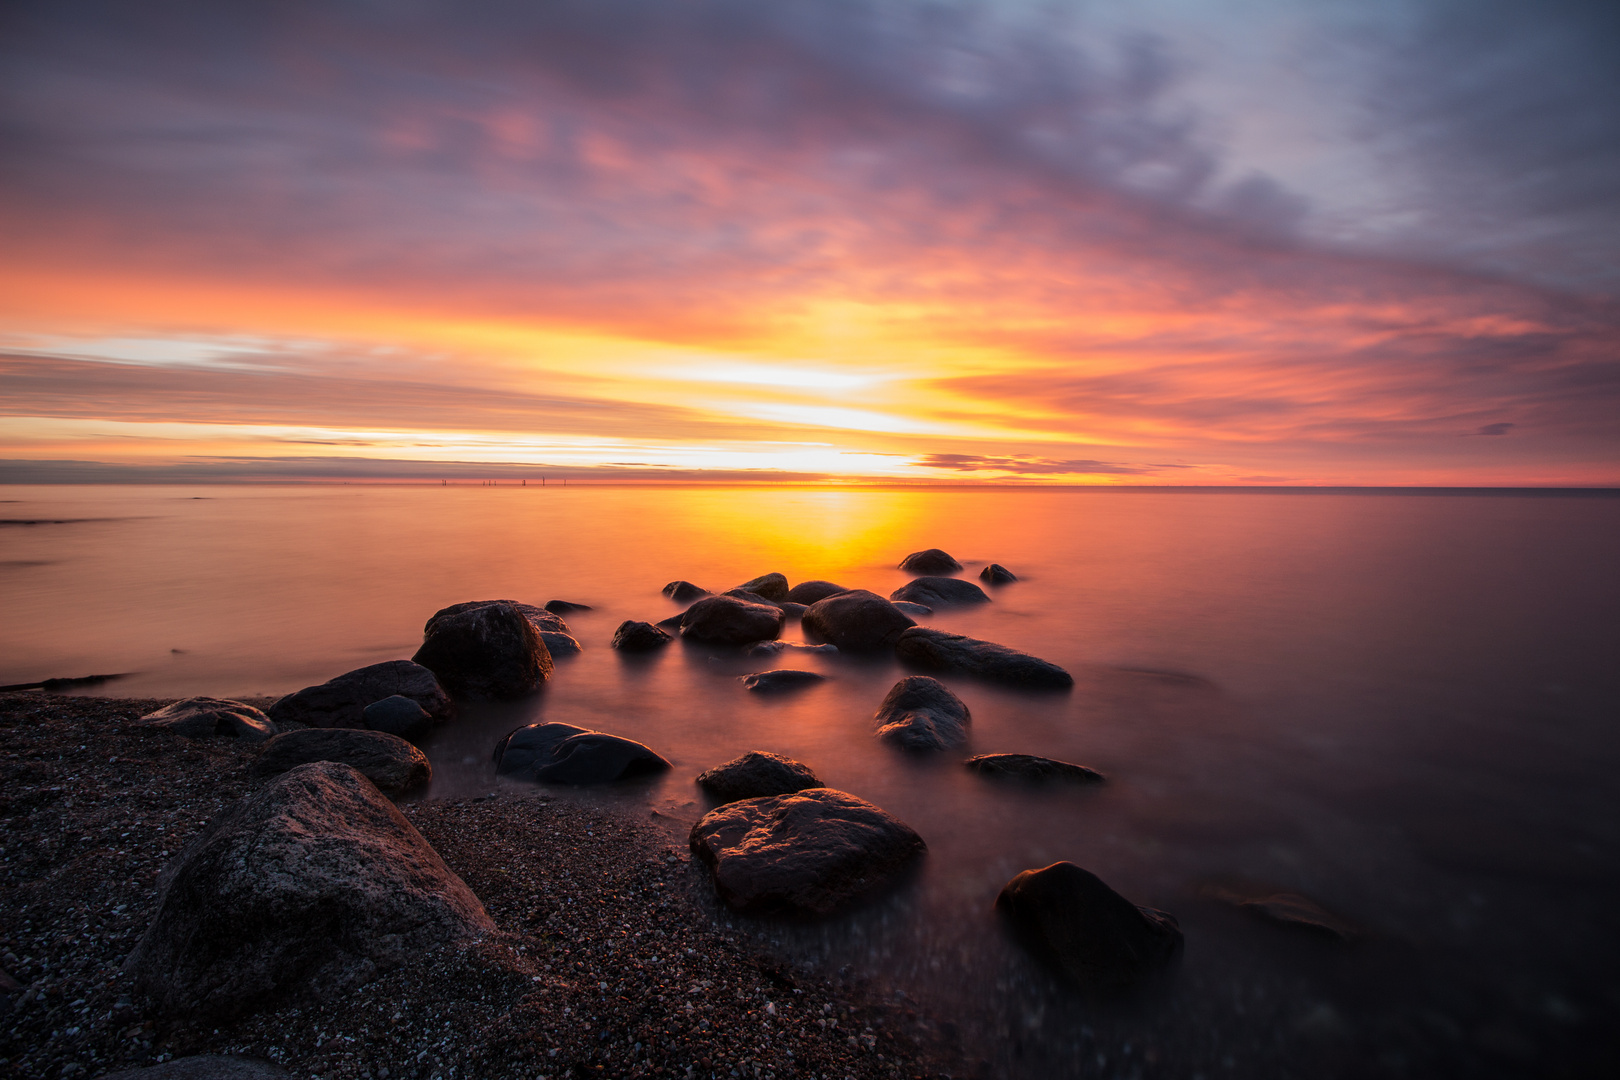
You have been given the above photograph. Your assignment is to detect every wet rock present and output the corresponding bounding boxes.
[544,599,592,614]
[611,619,674,652]
[896,627,1073,688]
[268,661,452,731]
[138,698,277,743]
[539,630,582,656]
[899,549,962,574]
[735,572,790,603]
[413,600,552,699]
[786,580,848,605]
[680,595,785,645]
[873,676,970,751]
[102,1056,290,1079]
[964,753,1104,784]
[780,601,809,619]
[656,613,686,632]
[745,640,839,658]
[724,588,784,609]
[663,580,710,603]
[696,751,823,803]
[426,598,570,637]
[689,788,926,916]
[361,694,433,739]
[890,576,990,607]
[996,861,1183,994]
[494,722,672,785]
[253,728,431,796]
[740,669,827,693]
[980,563,1018,584]
[1202,884,1357,942]
[891,600,932,617]
[801,589,915,652]
[125,762,495,1019]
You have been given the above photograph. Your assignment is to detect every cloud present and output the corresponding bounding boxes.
[912,453,1156,476]
[1475,423,1515,436]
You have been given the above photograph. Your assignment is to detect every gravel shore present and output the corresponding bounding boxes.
[0,694,961,1080]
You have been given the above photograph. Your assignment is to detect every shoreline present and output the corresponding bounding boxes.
[0,695,958,1080]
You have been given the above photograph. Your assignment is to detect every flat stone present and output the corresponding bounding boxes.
[735,572,790,603]
[544,599,592,613]
[899,549,962,574]
[494,722,671,785]
[890,576,990,607]
[689,788,926,916]
[611,619,674,651]
[663,580,710,603]
[680,595,785,645]
[696,751,823,803]
[413,600,551,699]
[1201,883,1357,942]
[964,753,1104,784]
[801,589,915,652]
[740,669,827,693]
[980,563,1018,584]
[253,728,431,796]
[896,627,1073,688]
[874,676,970,751]
[785,580,848,604]
[267,661,452,732]
[139,698,277,743]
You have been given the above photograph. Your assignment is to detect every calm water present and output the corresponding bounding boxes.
[4,484,1619,1077]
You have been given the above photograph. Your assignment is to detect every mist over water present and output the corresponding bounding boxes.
[4,484,1618,1075]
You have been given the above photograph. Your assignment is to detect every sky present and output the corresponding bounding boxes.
[1,0,1617,485]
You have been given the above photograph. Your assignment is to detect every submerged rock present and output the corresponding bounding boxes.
[1201,884,1357,943]
[724,588,784,609]
[268,661,452,732]
[253,728,431,796]
[891,600,933,617]
[538,630,582,656]
[696,751,822,803]
[964,753,1104,784]
[611,619,674,652]
[544,599,592,614]
[786,580,847,605]
[494,722,671,785]
[735,572,790,603]
[896,627,1073,688]
[740,669,827,693]
[801,589,915,652]
[980,563,1018,584]
[681,595,785,645]
[890,576,990,607]
[689,788,926,916]
[745,640,838,658]
[780,601,809,619]
[360,695,433,739]
[898,549,963,574]
[125,762,494,1019]
[873,676,970,751]
[413,600,551,699]
[139,698,277,743]
[663,580,710,603]
[996,861,1183,994]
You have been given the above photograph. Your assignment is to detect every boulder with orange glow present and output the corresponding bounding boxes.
[889,576,990,607]
[898,549,963,574]
[801,589,915,651]
[414,600,551,699]
[896,627,1072,688]
[679,594,785,645]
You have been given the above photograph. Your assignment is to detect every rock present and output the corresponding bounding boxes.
[780,601,809,619]
[663,580,710,603]
[745,640,839,658]
[786,580,847,604]
[268,661,452,732]
[896,627,1073,688]
[413,600,552,699]
[139,698,277,743]
[735,573,790,603]
[891,600,933,616]
[801,589,915,652]
[544,599,592,613]
[873,676,970,751]
[1201,884,1357,942]
[611,620,674,652]
[680,595,785,646]
[696,751,823,803]
[689,788,926,916]
[655,613,686,632]
[125,762,494,1019]
[101,1056,290,1079]
[890,576,990,607]
[425,598,570,637]
[964,753,1104,783]
[360,695,433,739]
[494,722,671,785]
[724,588,784,609]
[539,630,583,656]
[253,729,431,796]
[996,861,1183,993]
[899,548,962,574]
[980,563,1018,584]
[740,669,827,693]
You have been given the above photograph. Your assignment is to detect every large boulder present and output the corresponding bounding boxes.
[689,788,926,916]
[268,661,452,733]
[663,580,710,603]
[980,563,1018,584]
[786,580,847,605]
[890,576,990,607]
[494,722,671,785]
[427,597,581,655]
[801,589,915,652]
[696,751,822,803]
[899,549,962,574]
[680,595,785,645]
[740,669,826,693]
[361,695,433,739]
[896,627,1073,688]
[413,600,552,699]
[735,573,790,603]
[253,729,431,796]
[873,676,970,751]
[124,762,494,1019]
[139,698,277,743]
[995,862,1183,994]
[964,753,1104,784]
[611,619,674,652]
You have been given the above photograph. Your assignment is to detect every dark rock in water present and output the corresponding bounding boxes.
[896,627,1073,688]
[724,588,784,609]
[740,669,827,693]
[780,601,808,619]
[268,661,452,732]
[996,861,1183,994]
[139,698,277,743]
[696,751,822,803]
[425,598,570,637]
[786,580,847,604]
[655,613,686,632]
[611,619,674,652]
[663,580,710,603]
[980,563,1018,584]
[102,1056,290,1079]
[873,676,970,751]
[965,753,1104,784]
[413,600,551,699]
[899,548,962,574]
[891,600,933,617]
[689,788,926,916]
[253,728,431,796]
[544,599,592,614]
[735,572,790,603]
[802,589,915,652]
[494,722,671,785]
[360,695,433,740]
[539,630,582,656]
[125,762,494,1019]
[681,595,785,645]
[1201,884,1357,942]
[890,576,990,607]
[746,640,838,658]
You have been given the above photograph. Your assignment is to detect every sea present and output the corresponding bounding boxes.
[3,483,1618,1078]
